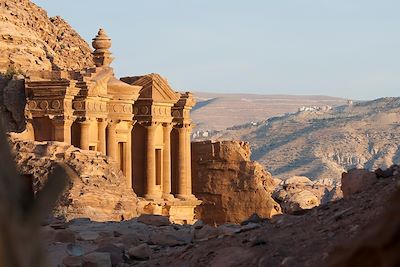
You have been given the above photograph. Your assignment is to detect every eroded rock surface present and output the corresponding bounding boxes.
[0,75,26,133]
[341,169,378,199]
[273,176,342,213]
[192,140,281,224]
[0,0,94,73]
[11,137,138,221]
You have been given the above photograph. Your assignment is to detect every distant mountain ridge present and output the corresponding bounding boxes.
[192,92,348,131]
[213,97,400,182]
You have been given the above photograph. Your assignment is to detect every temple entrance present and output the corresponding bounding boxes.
[156,148,162,186]
[32,117,53,141]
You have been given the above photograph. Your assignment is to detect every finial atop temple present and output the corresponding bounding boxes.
[92,28,114,67]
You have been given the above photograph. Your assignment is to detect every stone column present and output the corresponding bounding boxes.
[185,125,194,198]
[79,120,91,150]
[125,123,133,189]
[107,121,118,166]
[53,118,73,144]
[162,123,174,200]
[145,123,158,199]
[97,119,107,154]
[176,126,187,199]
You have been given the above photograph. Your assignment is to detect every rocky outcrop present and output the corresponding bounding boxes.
[11,137,138,221]
[0,75,26,133]
[191,140,281,225]
[273,176,342,213]
[327,178,400,267]
[341,169,378,199]
[0,0,94,73]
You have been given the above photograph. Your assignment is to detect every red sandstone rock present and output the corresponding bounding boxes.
[272,176,342,213]
[137,214,171,227]
[326,189,400,267]
[127,243,151,260]
[192,140,281,225]
[341,169,377,198]
[82,252,111,267]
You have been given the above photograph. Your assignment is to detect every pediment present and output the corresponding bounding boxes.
[121,73,179,103]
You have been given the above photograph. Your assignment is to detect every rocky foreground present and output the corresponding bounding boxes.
[42,168,400,267]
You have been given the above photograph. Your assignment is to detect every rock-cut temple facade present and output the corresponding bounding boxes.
[23,29,200,223]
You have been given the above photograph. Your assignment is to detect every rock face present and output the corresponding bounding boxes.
[0,0,94,73]
[0,0,95,133]
[0,76,26,133]
[273,176,342,213]
[191,140,281,224]
[11,137,138,221]
[341,169,377,199]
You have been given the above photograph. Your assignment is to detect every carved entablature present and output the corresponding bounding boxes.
[172,92,196,126]
[72,98,109,119]
[25,79,79,118]
[107,100,134,121]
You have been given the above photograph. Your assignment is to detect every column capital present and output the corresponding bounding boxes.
[52,116,74,124]
[162,122,173,129]
[141,121,159,130]
[107,120,119,128]
[127,123,133,132]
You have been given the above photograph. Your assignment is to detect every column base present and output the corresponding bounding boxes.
[162,193,175,201]
[175,194,198,201]
[144,193,163,201]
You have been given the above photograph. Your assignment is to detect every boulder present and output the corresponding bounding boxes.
[149,231,188,246]
[137,214,170,227]
[95,244,124,266]
[193,225,220,241]
[77,231,100,241]
[54,229,76,243]
[274,175,341,213]
[127,243,151,260]
[341,169,377,198]
[192,141,281,225]
[280,190,320,213]
[82,252,111,267]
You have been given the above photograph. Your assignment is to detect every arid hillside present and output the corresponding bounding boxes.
[0,0,93,73]
[192,92,347,131]
[214,97,400,182]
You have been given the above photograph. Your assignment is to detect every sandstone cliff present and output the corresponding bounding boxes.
[0,0,93,73]
[191,140,281,224]
[11,137,138,221]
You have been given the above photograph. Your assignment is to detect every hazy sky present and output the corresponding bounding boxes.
[33,0,400,100]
